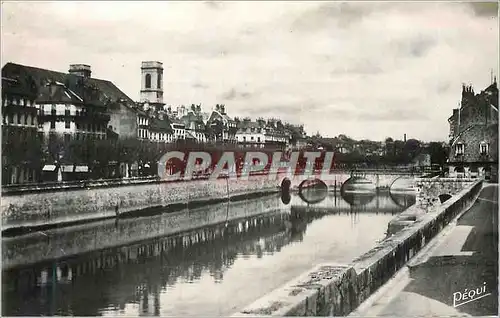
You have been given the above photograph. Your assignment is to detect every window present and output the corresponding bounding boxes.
[157,73,162,89]
[65,106,70,117]
[480,142,489,155]
[65,119,70,129]
[51,105,56,116]
[145,74,152,89]
[24,114,29,125]
[8,114,13,124]
[31,116,35,126]
[17,113,21,124]
[455,143,464,156]
[50,121,55,129]
[64,134,70,144]
[257,137,261,143]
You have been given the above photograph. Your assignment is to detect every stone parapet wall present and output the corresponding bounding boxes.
[415,177,477,210]
[1,175,281,232]
[233,180,482,317]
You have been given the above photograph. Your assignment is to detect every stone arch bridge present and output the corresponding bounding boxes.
[279,170,423,192]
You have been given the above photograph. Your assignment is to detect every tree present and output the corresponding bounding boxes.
[427,142,448,165]
[403,139,421,162]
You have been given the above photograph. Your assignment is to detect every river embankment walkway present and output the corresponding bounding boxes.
[350,183,498,317]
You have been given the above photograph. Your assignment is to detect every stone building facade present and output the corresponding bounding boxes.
[447,80,498,180]
[1,62,138,184]
[1,71,40,184]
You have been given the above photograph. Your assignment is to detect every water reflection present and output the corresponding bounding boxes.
[298,186,328,204]
[280,191,291,205]
[3,190,415,316]
[291,177,416,208]
[290,189,416,214]
[2,210,315,316]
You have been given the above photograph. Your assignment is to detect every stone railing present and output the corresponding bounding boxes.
[415,177,478,210]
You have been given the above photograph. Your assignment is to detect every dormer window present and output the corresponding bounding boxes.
[479,142,489,156]
[455,142,464,156]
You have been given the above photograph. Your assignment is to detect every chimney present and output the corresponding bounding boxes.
[404,134,407,142]
[69,64,91,78]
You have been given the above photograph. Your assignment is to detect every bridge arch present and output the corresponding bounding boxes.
[388,175,417,192]
[388,175,406,191]
[298,179,328,204]
[280,177,291,192]
[340,175,377,194]
[339,175,377,207]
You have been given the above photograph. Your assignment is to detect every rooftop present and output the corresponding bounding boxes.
[1,62,135,105]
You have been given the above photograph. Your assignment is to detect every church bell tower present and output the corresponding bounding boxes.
[140,61,164,110]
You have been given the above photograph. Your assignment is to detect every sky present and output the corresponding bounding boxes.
[1,1,498,142]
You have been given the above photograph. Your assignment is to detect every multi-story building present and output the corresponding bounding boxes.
[136,108,150,140]
[264,118,290,148]
[235,118,290,149]
[149,115,174,143]
[170,118,186,140]
[1,62,139,183]
[1,70,40,184]
[107,98,139,139]
[180,105,207,143]
[447,79,498,179]
[235,118,266,147]
[206,104,237,142]
[37,79,109,142]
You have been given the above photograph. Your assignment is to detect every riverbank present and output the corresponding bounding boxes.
[2,191,403,316]
[1,175,281,234]
[233,179,482,316]
[2,193,287,270]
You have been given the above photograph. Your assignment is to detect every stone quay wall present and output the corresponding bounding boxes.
[388,178,480,235]
[2,193,286,270]
[1,175,282,232]
[233,179,483,317]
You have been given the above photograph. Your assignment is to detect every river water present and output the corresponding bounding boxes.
[2,189,415,316]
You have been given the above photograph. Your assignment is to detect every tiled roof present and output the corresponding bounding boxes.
[1,76,38,99]
[170,117,185,126]
[150,117,173,133]
[484,81,498,93]
[208,110,234,124]
[37,82,83,104]
[237,120,260,129]
[1,62,134,105]
[181,112,206,131]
